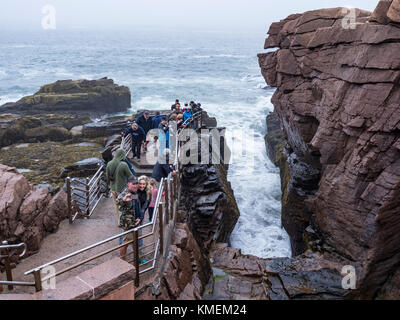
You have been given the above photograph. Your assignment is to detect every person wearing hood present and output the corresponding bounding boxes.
[106,148,133,222]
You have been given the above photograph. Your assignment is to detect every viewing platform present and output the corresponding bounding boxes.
[0,110,204,300]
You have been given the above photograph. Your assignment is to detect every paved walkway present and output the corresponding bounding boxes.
[1,197,120,294]
[1,132,172,296]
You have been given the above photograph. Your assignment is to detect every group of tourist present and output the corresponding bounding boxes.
[123,99,202,161]
[106,99,197,262]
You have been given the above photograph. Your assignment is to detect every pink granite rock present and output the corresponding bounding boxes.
[259,2,400,299]
[0,164,69,264]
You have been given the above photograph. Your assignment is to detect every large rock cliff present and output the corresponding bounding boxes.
[258,1,400,299]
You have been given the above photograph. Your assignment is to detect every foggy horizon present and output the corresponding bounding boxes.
[0,0,379,33]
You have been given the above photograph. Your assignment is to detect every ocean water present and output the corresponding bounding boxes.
[0,29,291,258]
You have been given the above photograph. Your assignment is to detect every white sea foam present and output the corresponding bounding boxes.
[0,69,6,79]
[0,94,24,104]
[241,74,265,83]
[191,54,246,59]
[131,95,172,111]
[127,76,237,87]
[205,96,292,258]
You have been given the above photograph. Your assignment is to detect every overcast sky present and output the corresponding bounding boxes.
[0,0,379,32]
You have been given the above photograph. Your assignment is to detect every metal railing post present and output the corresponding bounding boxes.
[158,203,163,255]
[105,175,110,198]
[133,230,140,287]
[169,178,173,220]
[171,176,175,205]
[66,177,72,224]
[96,164,101,202]
[33,269,42,292]
[1,242,13,291]
[164,180,170,225]
[85,177,90,217]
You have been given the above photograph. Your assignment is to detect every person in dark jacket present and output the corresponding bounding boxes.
[152,111,162,129]
[171,99,179,110]
[124,123,146,160]
[136,111,153,152]
[152,149,176,183]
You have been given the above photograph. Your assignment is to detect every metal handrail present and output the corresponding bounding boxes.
[88,164,104,186]
[0,241,30,291]
[23,110,202,292]
[0,241,27,258]
[67,162,106,223]
[179,110,202,132]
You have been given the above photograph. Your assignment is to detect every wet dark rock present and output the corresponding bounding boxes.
[0,78,131,117]
[82,118,131,138]
[0,113,92,148]
[265,112,284,165]
[137,223,211,300]
[60,157,104,178]
[209,243,347,300]
[101,134,122,163]
[180,164,240,252]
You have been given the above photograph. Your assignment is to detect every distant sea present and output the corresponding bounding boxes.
[0,29,291,258]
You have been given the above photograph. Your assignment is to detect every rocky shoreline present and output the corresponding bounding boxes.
[0,78,134,268]
[0,78,136,188]
[2,0,400,298]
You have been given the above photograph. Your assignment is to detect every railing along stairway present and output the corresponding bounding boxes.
[0,111,203,293]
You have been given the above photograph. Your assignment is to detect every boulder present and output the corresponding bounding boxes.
[259,3,400,298]
[0,113,92,148]
[25,126,71,142]
[371,0,392,24]
[43,190,69,233]
[101,134,122,163]
[0,164,69,263]
[208,244,347,300]
[82,118,131,138]
[387,0,400,22]
[60,157,104,178]
[0,77,131,117]
[0,164,31,239]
